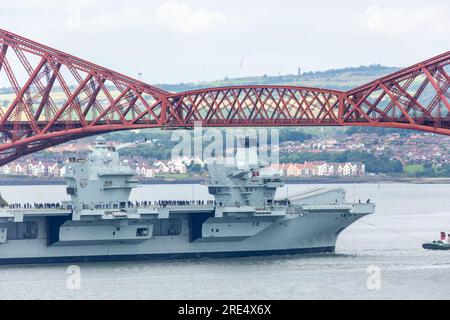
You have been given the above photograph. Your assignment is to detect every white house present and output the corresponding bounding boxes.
[167,160,187,174]
[1,163,11,175]
[337,162,365,176]
[13,162,25,175]
[27,160,46,176]
[136,163,155,178]
[153,161,170,174]
[59,165,66,177]
[47,163,60,176]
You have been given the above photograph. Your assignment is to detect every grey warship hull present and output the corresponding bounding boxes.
[0,206,368,264]
[0,247,336,265]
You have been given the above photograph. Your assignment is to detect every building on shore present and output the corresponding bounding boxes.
[270,161,365,177]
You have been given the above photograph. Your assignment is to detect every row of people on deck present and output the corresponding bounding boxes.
[2,200,217,210]
[3,202,69,209]
[80,200,216,210]
[151,200,214,207]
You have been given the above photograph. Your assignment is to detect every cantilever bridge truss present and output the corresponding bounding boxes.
[0,29,449,165]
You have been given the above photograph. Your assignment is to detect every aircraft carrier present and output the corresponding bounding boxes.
[0,137,375,264]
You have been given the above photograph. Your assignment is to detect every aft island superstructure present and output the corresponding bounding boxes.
[0,137,375,264]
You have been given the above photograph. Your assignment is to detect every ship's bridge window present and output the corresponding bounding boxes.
[104,181,113,187]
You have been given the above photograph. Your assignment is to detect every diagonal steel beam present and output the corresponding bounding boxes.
[421,65,450,112]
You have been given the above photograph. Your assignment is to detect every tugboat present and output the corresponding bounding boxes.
[422,232,450,250]
[0,137,375,264]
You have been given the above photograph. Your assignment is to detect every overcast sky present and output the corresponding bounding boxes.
[1,0,449,84]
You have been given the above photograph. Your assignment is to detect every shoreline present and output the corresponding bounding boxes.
[0,176,449,186]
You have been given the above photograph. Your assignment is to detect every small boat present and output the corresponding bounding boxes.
[422,241,450,250]
[423,232,450,250]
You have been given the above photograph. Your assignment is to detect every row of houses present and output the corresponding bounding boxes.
[0,160,65,177]
[132,157,206,178]
[134,160,188,178]
[0,157,204,178]
[270,161,365,177]
[281,132,450,166]
[0,157,364,178]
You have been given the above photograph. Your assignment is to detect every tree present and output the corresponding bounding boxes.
[187,163,202,173]
[423,162,433,169]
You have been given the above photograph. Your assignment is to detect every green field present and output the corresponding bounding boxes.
[403,164,425,174]
[403,164,441,176]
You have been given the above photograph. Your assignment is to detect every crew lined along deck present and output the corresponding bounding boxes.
[2,203,72,210]
[84,200,216,210]
[1,200,217,211]
[1,198,312,211]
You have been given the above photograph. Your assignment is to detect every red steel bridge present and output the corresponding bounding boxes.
[0,29,449,165]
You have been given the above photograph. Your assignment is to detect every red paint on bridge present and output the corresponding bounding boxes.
[0,29,449,165]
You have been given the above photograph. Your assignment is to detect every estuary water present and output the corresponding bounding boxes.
[0,183,449,300]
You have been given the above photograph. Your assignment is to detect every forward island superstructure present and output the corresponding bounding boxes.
[0,137,375,264]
